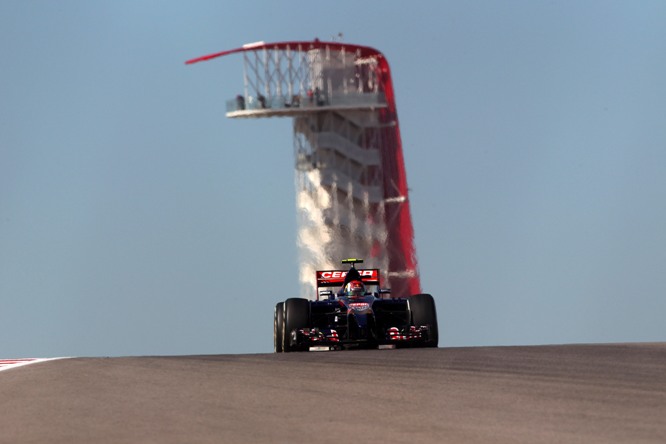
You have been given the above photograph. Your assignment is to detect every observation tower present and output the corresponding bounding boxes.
[187,39,420,298]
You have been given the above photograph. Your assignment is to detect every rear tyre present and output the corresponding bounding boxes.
[409,294,439,347]
[274,302,284,353]
[282,298,310,352]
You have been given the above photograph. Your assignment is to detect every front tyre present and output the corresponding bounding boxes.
[409,294,439,347]
[282,298,310,352]
[274,302,284,353]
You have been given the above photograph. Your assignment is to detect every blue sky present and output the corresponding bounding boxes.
[1,1,665,357]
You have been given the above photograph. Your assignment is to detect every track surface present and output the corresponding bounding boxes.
[1,343,665,443]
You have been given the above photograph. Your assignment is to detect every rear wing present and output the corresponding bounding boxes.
[316,269,380,288]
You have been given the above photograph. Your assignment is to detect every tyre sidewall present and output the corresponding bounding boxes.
[274,302,284,352]
[409,293,439,347]
[282,298,310,352]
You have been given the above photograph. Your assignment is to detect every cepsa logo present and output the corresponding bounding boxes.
[348,302,370,311]
[318,270,377,279]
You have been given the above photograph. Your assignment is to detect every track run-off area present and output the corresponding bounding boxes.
[1,343,665,443]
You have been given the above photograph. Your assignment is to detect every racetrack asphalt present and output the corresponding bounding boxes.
[1,343,665,443]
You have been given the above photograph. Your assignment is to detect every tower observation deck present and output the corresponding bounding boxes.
[187,40,420,298]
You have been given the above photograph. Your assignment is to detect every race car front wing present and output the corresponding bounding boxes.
[290,325,433,351]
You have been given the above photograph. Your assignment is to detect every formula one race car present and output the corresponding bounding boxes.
[274,259,438,352]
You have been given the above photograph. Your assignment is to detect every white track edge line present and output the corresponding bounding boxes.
[0,357,70,373]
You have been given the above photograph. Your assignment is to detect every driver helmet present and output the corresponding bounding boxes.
[344,280,365,297]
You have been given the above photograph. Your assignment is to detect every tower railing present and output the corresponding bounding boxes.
[225,91,387,115]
